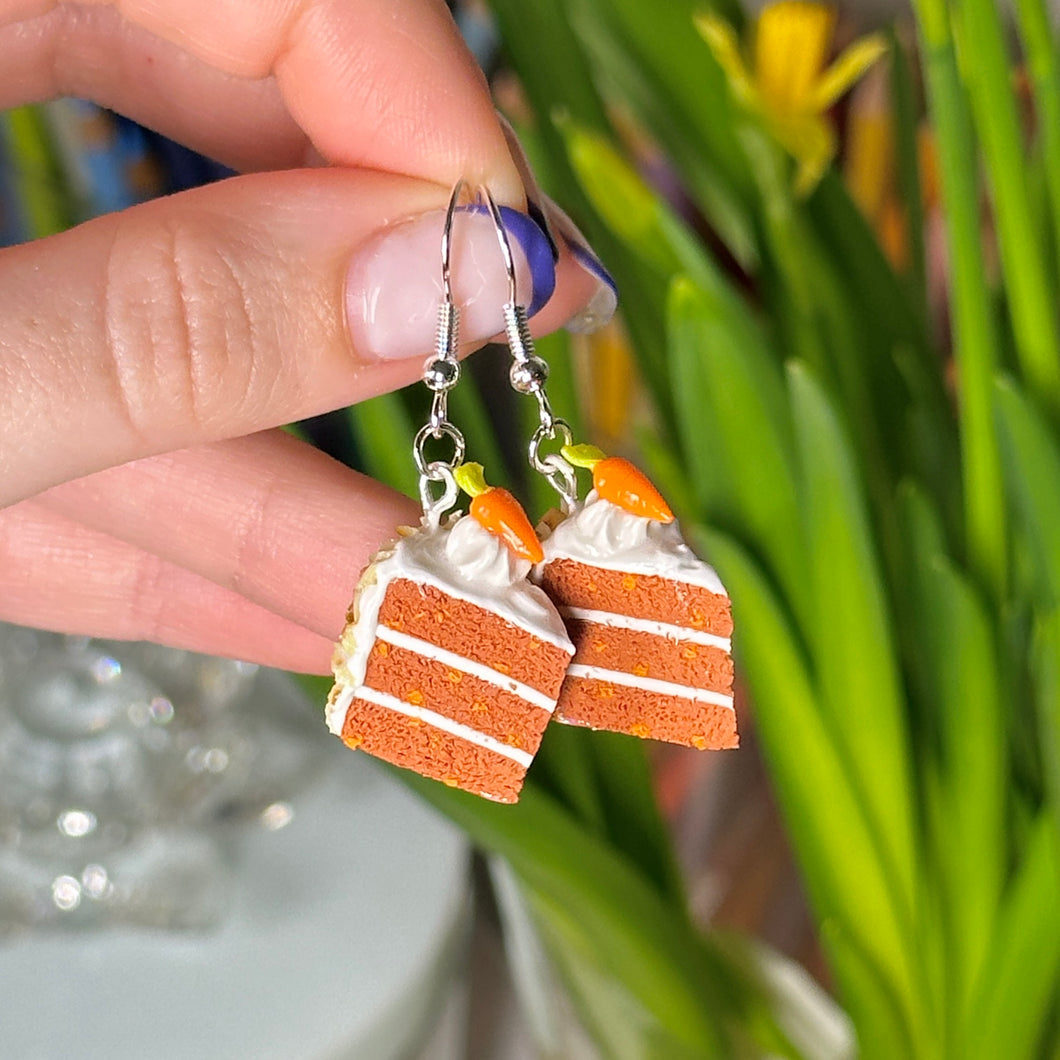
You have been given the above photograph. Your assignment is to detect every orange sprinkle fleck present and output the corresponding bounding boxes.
[493,661,511,675]
[622,574,637,591]
[633,662,649,677]
[433,610,446,623]
[442,775,460,788]
[446,670,462,684]
[343,734,363,750]
[592,639,608,653]
[682,645,699,659]
[630,722,651,739]
[691,735,708,750]
[505,733,524,749]
[595,684,615,699]
[471,700,489,713]
[375,642,390,657]
[406,690,425,706]
[690,609,706,628]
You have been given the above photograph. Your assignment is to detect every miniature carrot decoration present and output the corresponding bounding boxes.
[454,463,544,563]
[562,443,674,523]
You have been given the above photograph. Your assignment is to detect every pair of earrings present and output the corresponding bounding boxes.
[326,185,736,803]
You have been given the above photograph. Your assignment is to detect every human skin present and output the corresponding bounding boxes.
[0,0,607,673]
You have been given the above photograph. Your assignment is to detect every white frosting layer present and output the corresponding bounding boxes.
[565,664,734,708]
[537,492,727,595]
[375,627,556,712]
[560,606,732,652]
[329,514,572,737]
[329,686,533,767]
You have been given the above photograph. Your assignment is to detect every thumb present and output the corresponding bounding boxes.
[0,167,594,508]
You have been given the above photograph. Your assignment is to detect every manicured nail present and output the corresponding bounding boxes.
[346,205,556,361]
[496,111,559,262]
[543,197,618,333]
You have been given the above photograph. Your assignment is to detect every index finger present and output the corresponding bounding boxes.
[2,0,522,198]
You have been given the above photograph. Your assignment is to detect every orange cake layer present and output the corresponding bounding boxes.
[539,561,732,636]
[565,619,733,691]
[362,642,552,748]
[558,677,738,750]
[376,580,570,694]
[341,699,527,802]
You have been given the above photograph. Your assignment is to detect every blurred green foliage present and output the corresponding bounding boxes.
[346,0,1060,1054]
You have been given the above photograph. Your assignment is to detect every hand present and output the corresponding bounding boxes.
[0,0,615,673]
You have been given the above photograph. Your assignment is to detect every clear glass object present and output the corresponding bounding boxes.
[0,623,327,935]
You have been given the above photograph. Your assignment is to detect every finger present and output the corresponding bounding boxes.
[0,501,336,672]
[0,0,519,193]
[0,167,595,507]
[1,6,309,173]
[36,430,422,642]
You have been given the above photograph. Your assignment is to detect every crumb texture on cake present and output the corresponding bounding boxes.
[328,514,574,800]
[535,493,736,749]
[337,688,529,802]
[558,676,738,749]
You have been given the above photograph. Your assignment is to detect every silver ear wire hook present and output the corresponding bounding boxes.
[478,185,578,511]
[414,181,469,524]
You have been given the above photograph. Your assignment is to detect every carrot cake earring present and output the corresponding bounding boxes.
[326,184,574,802]
[478,189,738,751]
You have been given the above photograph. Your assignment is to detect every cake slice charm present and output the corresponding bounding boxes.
[534,446,737,750]
[328,466,573,802]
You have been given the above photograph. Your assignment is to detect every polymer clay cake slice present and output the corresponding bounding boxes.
[328,468,573,802]
[535,448,737,750]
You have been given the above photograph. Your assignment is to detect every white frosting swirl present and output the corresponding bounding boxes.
[538,491,727,595]
[443,510,531,584]
[328,513,572,734]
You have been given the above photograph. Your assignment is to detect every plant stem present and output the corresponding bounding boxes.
[958,0,1060,412]
[909,0,1007,600]
[1014,0,1060,285]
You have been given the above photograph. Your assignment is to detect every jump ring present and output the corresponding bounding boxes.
[414,422,466,477]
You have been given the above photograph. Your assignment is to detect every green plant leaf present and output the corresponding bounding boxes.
[448,367,511,486]
[1034,609,1060,843]
[996,378,1060,606]
[400,773,754,1055]
[1014,0,1060,278]
[820,920,917,1060]
[346,391,419,498]
[958,0,1060,411]
[909,0,1006,596]
[888,31,928,313]
[580,731,687,909]
[4,106,77,237]
[566,0,756,264]
[697,528,919,1042]
[964,815,1060,1060]
[786,362,918,921]
[910,552,1005,1020]
[666,276,807,616]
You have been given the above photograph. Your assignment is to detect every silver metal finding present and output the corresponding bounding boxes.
[529,420,578,510]
[415,181,469,521]
[479,185,578,510]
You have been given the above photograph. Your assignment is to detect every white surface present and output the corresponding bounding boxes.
[0,749,469,1060]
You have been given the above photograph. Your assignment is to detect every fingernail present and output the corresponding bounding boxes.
[346,205,556,361]
[496,111,559,262]
[543,197,618,334]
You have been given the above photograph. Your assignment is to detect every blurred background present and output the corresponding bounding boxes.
[3,0,1060,1055]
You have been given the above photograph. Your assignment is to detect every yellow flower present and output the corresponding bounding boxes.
[696,2,887,196]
